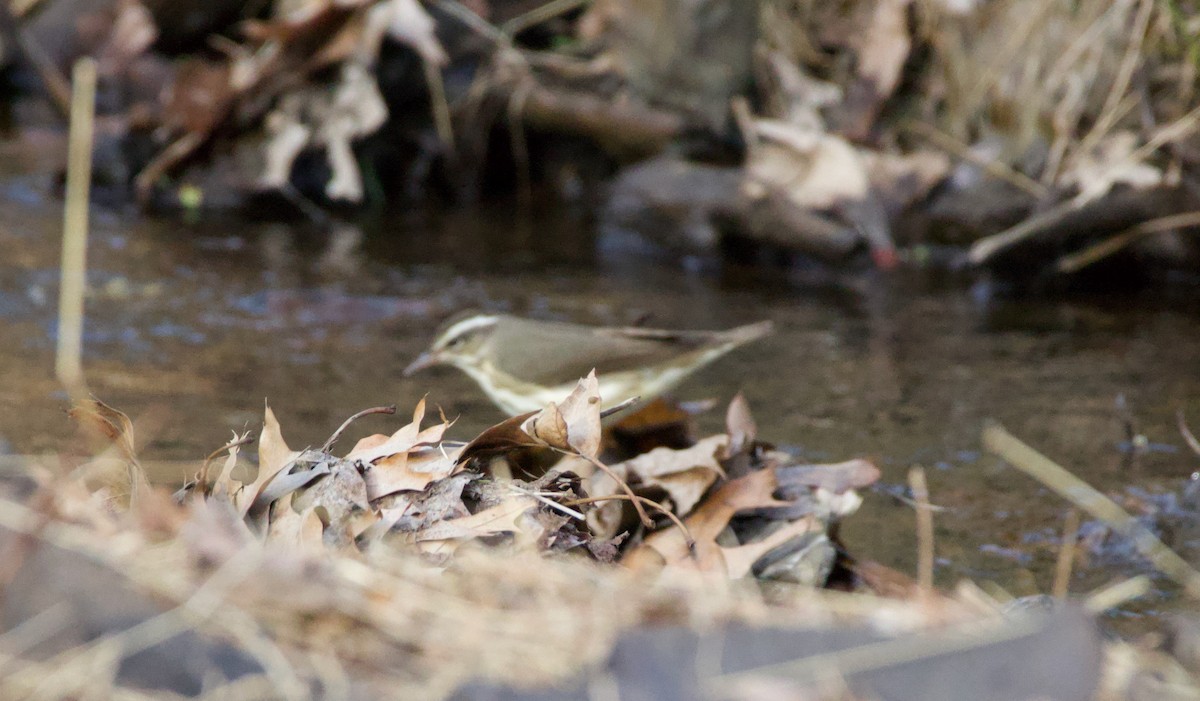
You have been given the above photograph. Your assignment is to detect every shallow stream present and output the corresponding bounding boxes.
[2,135,1199,630]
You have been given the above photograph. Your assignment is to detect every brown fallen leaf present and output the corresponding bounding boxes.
[364,444,462,501]
[68,397,149,505]
[838,0,913,139]
[345,398,449,463]
[587,434,728,538]
[718,516,820,579]
[456,412,542,468]
[292,459,375,547]
[240,405,300,516]
[624,467,788,572]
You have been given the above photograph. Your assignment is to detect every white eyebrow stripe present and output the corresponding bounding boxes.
[437,314,500,345]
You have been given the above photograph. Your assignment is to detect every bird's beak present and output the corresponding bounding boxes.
[403,351,440,377]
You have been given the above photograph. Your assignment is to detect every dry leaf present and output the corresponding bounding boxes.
[457,412,541,467]
[345,398,448,463]
[522,371,603,459]
[725,393,757,457]
[241,405,301,515]
[625,467,787,572]
[267,504,325,549]
[718,516,820,579]
[415,495,538,542]
[745,120,871,209]
[775,459,882,494]
[377,472,474,534]
[363,445,461,501]
[1061,131,1163,203]
[211,435,247,498]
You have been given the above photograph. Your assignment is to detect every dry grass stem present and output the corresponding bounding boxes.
[56,58,97,401]
[983,422,1200,598]
[1052,509,1080,599]
[908,466,935,593]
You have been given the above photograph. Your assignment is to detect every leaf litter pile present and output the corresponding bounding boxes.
[1,375,1193,699]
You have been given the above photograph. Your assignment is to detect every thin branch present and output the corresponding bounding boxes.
[501,0,590,37]
[321,405,397,453]
[572,451,654,529]
[1178,410,1200,459]
[1055,211,1200,273]
[565,494,694,552]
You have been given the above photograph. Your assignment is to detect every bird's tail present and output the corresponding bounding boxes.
[724,320,774,346]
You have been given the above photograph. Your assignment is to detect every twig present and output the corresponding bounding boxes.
[1052,509,1080,600]
[197,433,256,490]
[501,0,590,37]
[564,494,695,551]
[507,81,533,212]
[572,452,654,529]
[0,0,72,119]
[436,0,511,46]
[422,57,456,153]
[1078,0,1153,156]
[907,466,934,593]
[903,121,1048,198]
[599,396,640,419]
[1178,410,1200,458]
[967,197,1081,266]
[1055,211,1200,273]
[509,483,586,520]
[1084,575,1151,613]
[321,405,397,453]
[982,422,1200,598]
[133,131,205,205]
[56,58,97,402]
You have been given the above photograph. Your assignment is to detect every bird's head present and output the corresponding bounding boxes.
[403,313,501,376]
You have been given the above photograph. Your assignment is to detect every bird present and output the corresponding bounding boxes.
[404,313,773,416]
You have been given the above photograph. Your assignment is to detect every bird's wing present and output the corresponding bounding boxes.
[485,319,770,387]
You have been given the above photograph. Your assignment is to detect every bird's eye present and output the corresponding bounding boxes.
[448,337,464,347]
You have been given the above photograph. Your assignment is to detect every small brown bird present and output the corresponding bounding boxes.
[404,314,773,415]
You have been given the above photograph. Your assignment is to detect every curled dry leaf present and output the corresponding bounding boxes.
[456,411,541,468]
[775,459,882,495]
[293,459,376,547]
[839,0,913,138]
[522,370,603,459]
